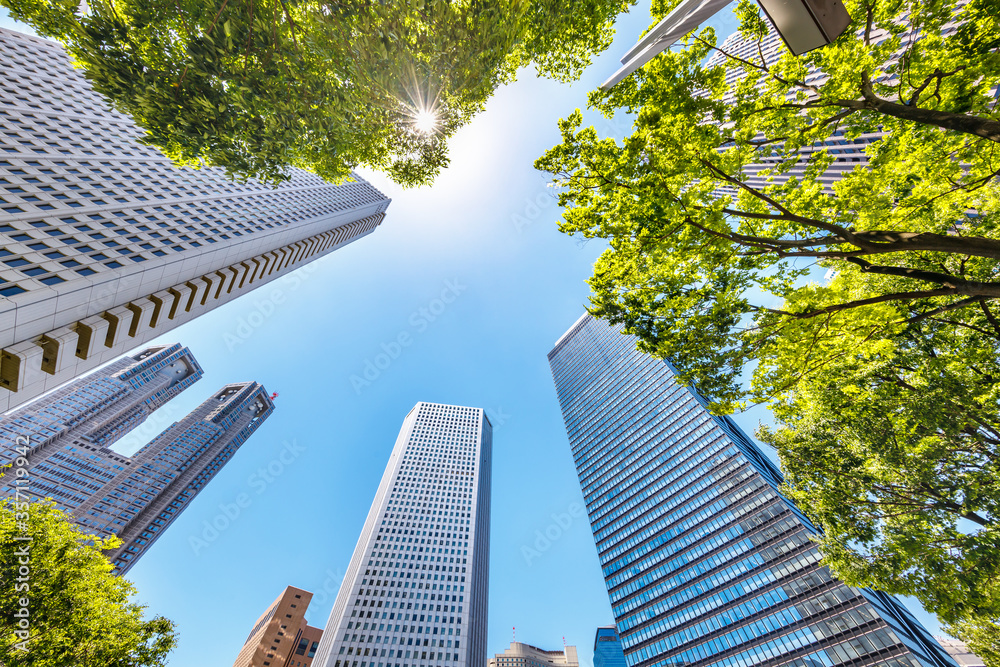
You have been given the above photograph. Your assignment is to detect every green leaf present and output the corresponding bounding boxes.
[1,0,640,186]
[0,499,176,666]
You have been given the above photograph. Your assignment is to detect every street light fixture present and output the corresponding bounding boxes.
[601,0,851,90]
[758,0,852,55]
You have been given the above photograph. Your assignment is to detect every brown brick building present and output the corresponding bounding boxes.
[233,586,324,667]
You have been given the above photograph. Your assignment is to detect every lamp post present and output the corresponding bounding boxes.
[601,0,851,90]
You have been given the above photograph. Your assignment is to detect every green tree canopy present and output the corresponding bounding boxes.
[758,306,1000,656]
[1,0,634,185]
[536,0,1000,655]
[0,499,175,666]
[536,0,1000,413]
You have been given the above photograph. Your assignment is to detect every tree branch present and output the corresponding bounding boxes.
[692,34,820,94]
[927,316,1000,338]
[697,158,856,238]
[768,287,960,320]
[684,201,1000,261]
[277,0,301,54]
[846,257,1000,298]
[980,299,1000,336]
[908,67,966,107]
[905,297,981,325]
[833,78,1000,143]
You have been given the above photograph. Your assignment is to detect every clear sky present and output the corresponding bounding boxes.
[0,4,948,666]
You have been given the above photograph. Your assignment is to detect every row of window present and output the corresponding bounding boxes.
[551,319,922,667]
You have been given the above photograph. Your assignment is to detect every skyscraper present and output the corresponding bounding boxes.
[233,586,324,667]
[488,642,578,667]
[0,343,275,573]
[702,15,979,198]
[593,628,626,667]
[313,402,492,667]
[0,26,391,413]
[548,314,958,667]
[934,639,986,667]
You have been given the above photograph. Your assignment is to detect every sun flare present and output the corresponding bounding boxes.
[414,109,439,134]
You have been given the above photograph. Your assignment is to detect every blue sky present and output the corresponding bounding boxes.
[0,4,948,666]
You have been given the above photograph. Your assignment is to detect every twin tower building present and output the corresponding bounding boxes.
[0,21,962,667]
[0,25,390,574]
[0,344,274,572]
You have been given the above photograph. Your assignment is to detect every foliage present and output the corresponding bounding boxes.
[536,0,1000,413]
[0,499,175,667]
[758,305,1000,640]
[1,0,634,185]
[536,0,1000,647]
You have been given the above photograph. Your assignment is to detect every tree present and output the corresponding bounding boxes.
[0,499,176,666]
[535,0,1000,652]
[1,0,634,185]
[536,0,1000,413]
[758,307,1000,656]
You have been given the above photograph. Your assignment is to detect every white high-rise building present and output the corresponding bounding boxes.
[0,27,390,413]
[314,402,492,667]
[935,638,986,667]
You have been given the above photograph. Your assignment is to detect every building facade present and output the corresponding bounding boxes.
[233,586,324,667]
[0,343,275,573]
[593,628,626,667]
[703,12,984,198]
[488,642,578,667]
[0,26,391,413]
[548,314,958,667]
[313,402,492,667]
[705,25,877,196]
[935,639,985,667]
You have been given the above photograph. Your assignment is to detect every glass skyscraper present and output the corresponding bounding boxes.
[0,343,275,573]
[594,627,627,667]
[548,314,957,667]
[314,402,492,667]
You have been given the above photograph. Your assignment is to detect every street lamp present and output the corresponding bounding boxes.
[757,0,852,56]
[601,0,851,90]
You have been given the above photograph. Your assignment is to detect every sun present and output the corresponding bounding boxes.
[414,109,439,134]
